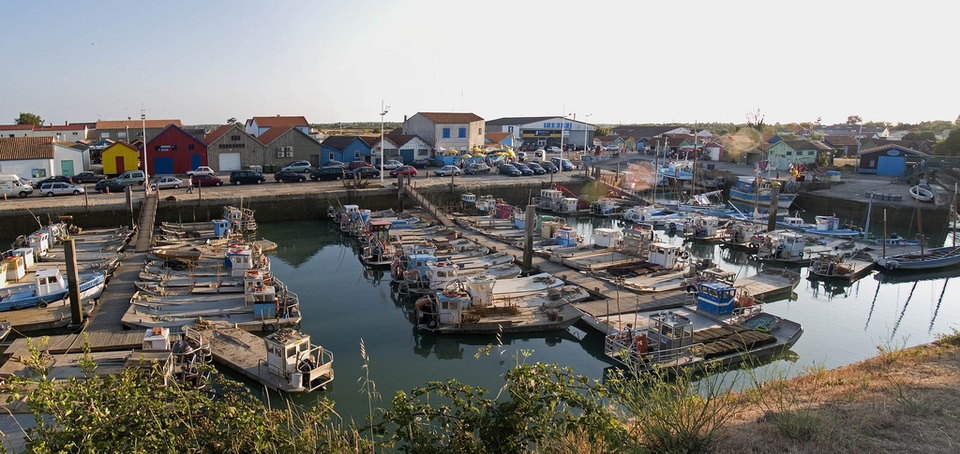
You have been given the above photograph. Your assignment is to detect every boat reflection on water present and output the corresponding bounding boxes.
[411,327,581,360]
[805,277,855,301]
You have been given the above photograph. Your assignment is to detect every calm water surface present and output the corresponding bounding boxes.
[254,218,960,422]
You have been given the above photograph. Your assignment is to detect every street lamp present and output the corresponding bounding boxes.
[584,113,593,153]
[141,103,148,195]
[379,100,389,185]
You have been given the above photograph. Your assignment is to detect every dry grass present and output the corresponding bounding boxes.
[713,337,960,453]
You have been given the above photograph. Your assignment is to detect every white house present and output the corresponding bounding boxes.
[401,112,484,153]
[386,133,432,164]
[0,137,90,179]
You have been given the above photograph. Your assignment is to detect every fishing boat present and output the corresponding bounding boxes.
[533,186,590,214]
[779,215,864,239]
[0,268,105,311]
[603,282,803,372]
[909,180,934,203]
[620,205,667,223]
[413,274,587,334]
[729,176,798,209]
[754,231,810,264]
[189,321,334,393]
[807,252,874,282]
[876,246,960,271]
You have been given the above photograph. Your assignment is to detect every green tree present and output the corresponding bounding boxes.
[594,126,610,137]
[846,115,862,125]
[903,131,937,141]
[936,128,960,156]
[15,112,43,126]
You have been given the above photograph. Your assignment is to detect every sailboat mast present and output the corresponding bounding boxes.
[882,209,887,259]
[916,196,925,258]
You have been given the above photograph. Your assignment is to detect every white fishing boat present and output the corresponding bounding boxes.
[876,246,960,271]
[729,176,798,209]
[0,268,105,311]
[604,282,803,372]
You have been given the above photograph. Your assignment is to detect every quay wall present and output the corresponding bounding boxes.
[793,193,950,232]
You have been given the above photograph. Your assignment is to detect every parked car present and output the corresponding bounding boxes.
[604,144,620,152]
[380,160,404,170]
[190,174,223,186]
[274,169,306,182]
[39,182,84,196]
[390,166,418,178]
[546,146,561,153]
[526,162,547,175]
[112,170,146,187]
[498,164,522,177]
[345,166,380,179]
[550,157,576,171]
[348,160,372,170]
[324,160,347,169]
[434,165,461,177]
[0,174,33,198]
[94,178,124,193]
[230,170,266,185]
[534,149,545,158]
[538,161,558,173]
[464,162,491,175]
[311,166,346,181]
[516,151,527,161]
[281,160,313,173]
[511,163,534,176]
[71,172,105,184]
[186,166,215,177]
[32,175,73,188]
[150,176,183,190]
[410,159,430,168]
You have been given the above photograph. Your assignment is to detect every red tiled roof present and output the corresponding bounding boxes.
[203,124,235,145]
[256,126,293,145]
[0,124,37,131]
[0,136,54,160]
[96,119,182,130]
[39,124,86,131]
[417,112,484,124]
[249,116,309,128]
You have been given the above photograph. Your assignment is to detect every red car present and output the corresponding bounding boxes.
[390,165,418,177]
[190,174,223,186]
[348,160,372,170]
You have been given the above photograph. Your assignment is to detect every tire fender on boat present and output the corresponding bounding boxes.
[262,323,277,333]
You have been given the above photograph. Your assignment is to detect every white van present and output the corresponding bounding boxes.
[0,174,34,198]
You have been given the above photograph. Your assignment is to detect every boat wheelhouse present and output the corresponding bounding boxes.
[729,176,798,209]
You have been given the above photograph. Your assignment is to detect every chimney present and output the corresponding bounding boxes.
[404,115,407,122]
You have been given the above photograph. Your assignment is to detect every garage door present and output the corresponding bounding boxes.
[218,153,242,171]
[152,157,174,175]
[876,156,905,176]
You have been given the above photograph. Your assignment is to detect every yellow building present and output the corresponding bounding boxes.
[102,140,140,175]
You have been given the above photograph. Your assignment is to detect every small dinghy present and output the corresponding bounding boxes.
[910,181,934,203]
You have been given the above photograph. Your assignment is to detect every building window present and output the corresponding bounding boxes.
[508,126,514,133]
[355,150,360,159]
[459,128,466,138]
[72,132,78,136]
[32,168,47,178]
[118,132,127,139]
[188,144,195,151]
[231,135,241,141]
[478,127,482,135]
[102,132,111,138]
[329,152,334,161]
[442,128,450,138]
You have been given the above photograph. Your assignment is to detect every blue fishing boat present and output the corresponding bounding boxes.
[0,268,105,311]
[729,176,798,209]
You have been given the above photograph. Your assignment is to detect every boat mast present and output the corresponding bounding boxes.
[952,183,958,248]
[882,209,887,259]
[916,196,925,258]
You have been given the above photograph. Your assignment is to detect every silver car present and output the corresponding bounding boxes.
[150,176,183,190]
[39,182,85,196]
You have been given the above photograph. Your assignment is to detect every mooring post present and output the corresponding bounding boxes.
[767,183,780,232]
[64,239,84,325]
[522,205,535,271]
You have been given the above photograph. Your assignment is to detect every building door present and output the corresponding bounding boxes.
[153,157,174,175]
[191,154,202,171]
[218,153,241,171]
[60,160,74,176]
[115,156,126,174]
[876,156,905,176]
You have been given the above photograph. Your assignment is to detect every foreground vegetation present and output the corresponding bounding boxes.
[3,331,959,453]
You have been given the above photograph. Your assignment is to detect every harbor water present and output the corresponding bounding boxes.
[253,218,960,423]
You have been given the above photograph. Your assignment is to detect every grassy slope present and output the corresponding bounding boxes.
[712,337,960,453]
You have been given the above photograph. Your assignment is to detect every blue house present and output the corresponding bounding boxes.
[320,136,374,165]
[857,145,926,176]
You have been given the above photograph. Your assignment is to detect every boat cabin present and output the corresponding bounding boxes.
[594,228,622,248]
[695,282,736,317]
[418,275,496,328]
[263,329,334,392]
[781,217,805,228]
[224,244,267,276]
[758,231,807,261]
[685,216,720,238]
[476,196,496,215]
[223,206,257,232]
[813,216,840,232]
[34,268,66,296]
[0,263,6,288]
[461,193,476,205]
[536,189,564,211]
[211,219,233,238]
[28,231,50,256]
[244,269,278,319]
[3,256,24,281]
[425,260,462,291]
[555,227,581,248]
[648,311,695,356]
[647,242,681,267]
[591,198,620,215]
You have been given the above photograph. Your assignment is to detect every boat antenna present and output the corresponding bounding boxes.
[26,208,42,229]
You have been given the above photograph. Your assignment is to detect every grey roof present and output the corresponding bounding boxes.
[485,116,556,126]
[611,125,684,139]
[321,135,366,151]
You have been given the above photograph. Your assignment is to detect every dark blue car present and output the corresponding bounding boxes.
[498,164,522,177]
[512,163,534,176]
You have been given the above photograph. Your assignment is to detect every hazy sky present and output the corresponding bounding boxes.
[2,0,955,127]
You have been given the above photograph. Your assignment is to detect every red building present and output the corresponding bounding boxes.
[142,125,207,175]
